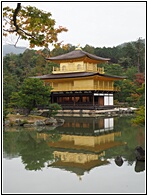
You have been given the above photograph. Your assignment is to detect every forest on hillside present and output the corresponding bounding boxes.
[3,38,145,111]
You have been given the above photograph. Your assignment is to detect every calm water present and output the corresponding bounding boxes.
[3,115,146,194]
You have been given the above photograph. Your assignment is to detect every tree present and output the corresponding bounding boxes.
[9,78,52,115]
[125,67,137,81]
[127,73,145,107]
[83,44,95,54]
[114,79,134,104]
[3,3,68,48]
[114,73,145,107]
[50,43,75,57]
[3,100,9,125]
[121,38,145,73]
[131,106,145,126]
[102,63,125,76]
[47,103,62,117]
[118,57,132,69]
[134,38,145,72]
[3,72,19,104]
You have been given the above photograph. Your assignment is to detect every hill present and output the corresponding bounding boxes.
[3,45,27,56]
[117,39,145,48]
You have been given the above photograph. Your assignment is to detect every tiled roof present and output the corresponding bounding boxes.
[32,72,126,80]
[47,49,110,62]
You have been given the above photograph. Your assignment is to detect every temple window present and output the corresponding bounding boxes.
[104,81,108,87]
[77,64,81,70]
[68,63,73,70]
[78,155,83,161]
[45,82,50,86]
[99,81,103,88]
[88,64,92,70]
[94,80,98,88]
[109,81,112,89]
[53,83,58,87]
[62,65,66,71]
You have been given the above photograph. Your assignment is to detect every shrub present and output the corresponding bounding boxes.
[131,106,145,126]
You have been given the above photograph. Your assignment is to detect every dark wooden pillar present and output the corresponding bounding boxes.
[74,92,75,107]
[92,92,94,107]
[51,93,54,103]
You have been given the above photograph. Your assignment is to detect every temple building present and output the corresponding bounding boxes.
[34,47,125,110]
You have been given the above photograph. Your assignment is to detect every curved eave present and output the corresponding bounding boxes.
[47,57,109,64]
[31,72,126,80]
[46,50,110,63]
[46,56,86,63]
[100,74,127,80]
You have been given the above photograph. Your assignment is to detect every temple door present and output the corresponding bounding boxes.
[98,96,104,106]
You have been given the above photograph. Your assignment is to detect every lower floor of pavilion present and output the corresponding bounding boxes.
[51,91,115,110]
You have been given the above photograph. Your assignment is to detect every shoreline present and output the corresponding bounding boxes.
[55,107,137,117]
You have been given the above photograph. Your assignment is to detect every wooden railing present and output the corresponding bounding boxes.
[52,66,86,74]
[98,67,104,74]
[51,86,120,92]
[52,66,105,74]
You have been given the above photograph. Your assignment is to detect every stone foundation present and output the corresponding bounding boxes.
[56,107,137,117]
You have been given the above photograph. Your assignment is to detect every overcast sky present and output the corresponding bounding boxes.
[2,1,146,49]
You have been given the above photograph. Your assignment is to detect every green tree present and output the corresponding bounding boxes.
[125,67,137,81]
[50,43,75,57]
[103,63,125,76]
[95,46,121,63]
[83,44,95,54]
[134,38,145,72]
[136,83,145,107]
[118,57,132,69]
[114,73,145,107]
[3,73,19,104]
[121,38,145,73]
[3,3,68,48]
[114,79,135,104]
[3,100,9,125]
[48,103,62,117]
[131,106,145,126]
[10,78,52,115]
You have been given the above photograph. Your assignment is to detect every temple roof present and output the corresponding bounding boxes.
[46,48,110,62]
[32,72,126,80]
[48,159,110,176]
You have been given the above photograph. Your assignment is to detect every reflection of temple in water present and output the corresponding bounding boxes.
[56,117,115,135]
[37,117,125,177]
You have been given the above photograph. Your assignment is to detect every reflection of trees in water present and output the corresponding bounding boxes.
[3,132,20,158]
[105,117,145,166]
[19,135,54,171]
[3,129,61,171]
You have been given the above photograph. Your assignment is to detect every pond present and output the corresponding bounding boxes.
[3,115,145,194]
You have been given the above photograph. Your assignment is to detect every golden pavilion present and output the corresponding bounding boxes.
[35,47,125,110]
